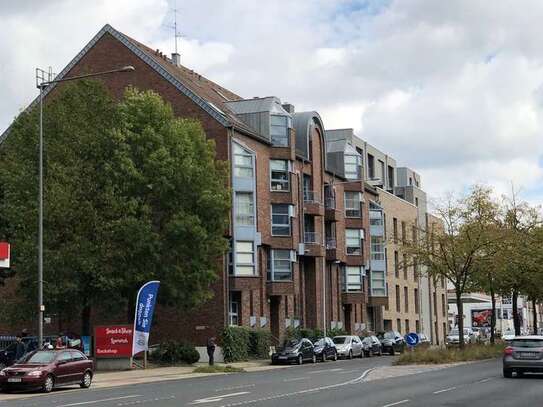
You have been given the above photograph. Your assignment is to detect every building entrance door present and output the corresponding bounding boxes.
[344,304,352,333]
[270,296,281,344]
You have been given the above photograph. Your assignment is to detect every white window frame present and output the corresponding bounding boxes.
[268,249,293,281]
[233,142,254,178]
[370,236,385,261]
[270,160,290,191]
[235,192,254,226]
[234,241,256,276]
[229,299,239,326]
[270,115,290,147]
[344,154,361,180]
[346,229,363,255]
[344,266,364,292]
[271,204,291,236]
[344,191,361,218]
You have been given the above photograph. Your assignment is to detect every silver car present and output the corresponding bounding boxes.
[332,335,363,359]
[503,336,543,378]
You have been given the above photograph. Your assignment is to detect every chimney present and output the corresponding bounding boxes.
[171,52,181,67]
[282,103,295,114]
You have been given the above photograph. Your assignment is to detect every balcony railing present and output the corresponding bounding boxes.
[325,238,337,249]
[304,232,319,244]
[303,190,319,203]
[325,197,336,209]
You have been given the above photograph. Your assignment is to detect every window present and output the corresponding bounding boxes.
[433,292,437,316]
[416,320,421,333]
[271,204,291,236]
[233,143,253,177]
[345,191,361,217]
[404,286,409,312]
[396,285,401,312]
[344,154,361,180]
[401,221,406,243]
[368,154,375,179]
[394,251,399,278]
[387,165,394,189]
[414,288,420,314]
[268,249,293,281]
[393,218,398,242]
[403,254,408,279]
[344,266,364,292]
[229,295,240,326]
[442,294,446,317]
[379,160,385,182]
[236,192,254,225]
[415,197,419,207]
[346,229,363,255]
[270,160,289,191]
[396,318,401,333]
[270,115,289,147]
[405,319,410,333]
[441,276,445,289]
[370,236,385,260]
[234,241,255,276]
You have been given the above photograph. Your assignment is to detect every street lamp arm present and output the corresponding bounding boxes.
[38,65,135,89]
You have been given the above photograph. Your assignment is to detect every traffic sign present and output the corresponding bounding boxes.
[405,332,420,347]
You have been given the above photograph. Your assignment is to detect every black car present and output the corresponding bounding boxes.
[313,337,338,362]
[360,335,382,357]
[378,331,406,355]
[271,338,316,365]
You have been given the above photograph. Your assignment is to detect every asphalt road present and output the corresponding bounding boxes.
[1,356,542,407]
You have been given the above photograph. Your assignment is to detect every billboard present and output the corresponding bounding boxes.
[95,325,133,358]
[471,309,493,328]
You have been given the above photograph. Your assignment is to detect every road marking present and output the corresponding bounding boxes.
[382,400,410,407]
[191,392,251,405]
[476,378,491,383]
[284,376,310,382]
[433,386,456,394]
[215,384,255,392]
[338,369,362,374]
[56,395,143,407]
[309,368,343,374]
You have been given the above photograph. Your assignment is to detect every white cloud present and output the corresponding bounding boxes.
[2,0,543,205]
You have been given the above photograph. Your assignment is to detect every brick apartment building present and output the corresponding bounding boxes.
[0,24,446,345]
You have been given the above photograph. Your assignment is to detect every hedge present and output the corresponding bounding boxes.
[248,329,272,359]
[221,326,250,363]
[148,341,200,365]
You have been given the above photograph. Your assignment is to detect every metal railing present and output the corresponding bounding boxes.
[325,238,337,249]
[303,190,319,203]
[304,232,319,244]
[325,196,336,209]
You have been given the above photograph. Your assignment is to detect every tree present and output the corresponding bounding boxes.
[0,82,230,335]
[401,185,499,348]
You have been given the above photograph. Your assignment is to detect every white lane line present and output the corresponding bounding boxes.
[309,368,343,374]
[382,400,410,407]
[433,386,456,394]
[191,391,251,405]
[476,378,491,383]
[284,376,310,382]
[215,384,255,392]
[56,395,143,407]
[338,369,362,374]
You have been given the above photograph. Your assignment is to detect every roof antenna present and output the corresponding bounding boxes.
[165,1,184,66]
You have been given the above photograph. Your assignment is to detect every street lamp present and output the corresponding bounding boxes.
[35,65,135,347]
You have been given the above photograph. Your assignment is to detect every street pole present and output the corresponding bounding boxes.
[35,65,135,348]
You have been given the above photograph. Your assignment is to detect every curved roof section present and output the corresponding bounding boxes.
[293,111,325,161]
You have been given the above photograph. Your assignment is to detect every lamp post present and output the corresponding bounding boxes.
[35,65,135,348]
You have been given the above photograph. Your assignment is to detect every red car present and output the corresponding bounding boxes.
[0,349,93,393]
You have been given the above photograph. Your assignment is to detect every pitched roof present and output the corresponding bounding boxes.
[0,24,263,144]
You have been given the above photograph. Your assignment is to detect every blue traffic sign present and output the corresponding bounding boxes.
[405,332,420,347]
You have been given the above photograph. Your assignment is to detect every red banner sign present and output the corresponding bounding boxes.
[94,325,133,358]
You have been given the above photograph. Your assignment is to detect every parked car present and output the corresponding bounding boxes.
[378,331,406,355]
[360,336,382,357]
[417,333,431,347]
[271,338,316,365]
[502,328,516,342]
[332,335,363,359]
[446,328,476,345]
[313,337,337,362]
[503,336,543,378]
[0,349,93,393]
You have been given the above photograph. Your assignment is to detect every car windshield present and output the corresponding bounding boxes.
[384,332,395,339]
[282,339,300,349]
[22,351,56,364]
[511,339,543,348]
[333,337,347,345]
[314,338,326,346]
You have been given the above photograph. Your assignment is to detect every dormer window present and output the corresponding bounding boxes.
[270,115,290,147]
[345,154,361,180]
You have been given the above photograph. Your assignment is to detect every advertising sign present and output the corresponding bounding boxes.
[471,309,493,328]
[132,281,160,356]
[0,242,10,268]
[95,325,133,358]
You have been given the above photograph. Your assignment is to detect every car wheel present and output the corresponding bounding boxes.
[516,370,524,378]
[333,351,338,361]
[43,374,54,393]
[378,348,382,356]
[348,350,353,360]
[298,355,303,365]
[80,371,92,389]
[312,354,317,364]
[503,368,513,378]
[365,351,370,357]
[322,352,326,362]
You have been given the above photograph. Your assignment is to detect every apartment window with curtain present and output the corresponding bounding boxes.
[268,249,293,281]
[396,285,401,312]
[404,286,409,312]
[394,251,399,277]
[271,204,291,236]
[344,191,361,217]
[235,192,254,225]
[344,266,364,292]
[233,143,253,177]
[270,160,289,191]
[234,241,255,276]
[346,229,363,255]
[270,115,289,147]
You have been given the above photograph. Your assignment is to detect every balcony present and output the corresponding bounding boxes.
[304,190,319,203]
[304,231,319,244]
[300,232,325,257]
[303,190,324,216]
[325,196,336,209]
[325,197,341,222]
[325,238,336,249]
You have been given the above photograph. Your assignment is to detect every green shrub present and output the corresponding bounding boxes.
[248,329,272,359]
[328,327,348,338]
[148,341,200,365]
[221,326,250,363]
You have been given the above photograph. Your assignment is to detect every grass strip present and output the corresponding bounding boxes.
[394,343,505,365]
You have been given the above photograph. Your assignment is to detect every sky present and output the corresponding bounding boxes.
[1,0,543,204]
